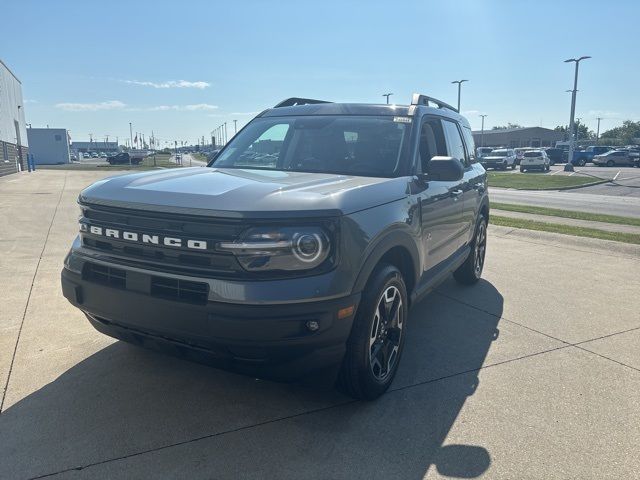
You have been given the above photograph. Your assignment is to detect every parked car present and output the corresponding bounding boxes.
[543,148,563,165]
[571,145,613,166]
[592,150,635,167]
[480,148,517,170]
[107,152,141,165]
[99,152,108,158]
[90,152,99,158]
[61,93,489,400]
[520,150,550,172]
[476,147,493,158]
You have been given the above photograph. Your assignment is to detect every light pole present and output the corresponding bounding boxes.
[382,93,393,104]
[451,80,468,112]
[596,117,602,144]
[234,119,238,134]
[563,56,591,172]
[129,123,133,164]
[480,114,488,147]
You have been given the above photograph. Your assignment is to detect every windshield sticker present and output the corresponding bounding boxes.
[393,116,412,123]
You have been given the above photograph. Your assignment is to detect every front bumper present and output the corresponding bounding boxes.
[61,252,360,381]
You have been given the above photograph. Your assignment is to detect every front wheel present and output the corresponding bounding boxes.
[338,264,408,400]
[454,216,487,285]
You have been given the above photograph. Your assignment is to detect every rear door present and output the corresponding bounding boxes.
[416,116,465,271]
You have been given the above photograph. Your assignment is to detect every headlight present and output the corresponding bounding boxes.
[218,226,331,272]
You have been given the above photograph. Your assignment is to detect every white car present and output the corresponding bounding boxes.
[520,150,550,172]
[480,148,517,170]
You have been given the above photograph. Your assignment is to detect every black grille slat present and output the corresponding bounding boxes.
[84,263,126,289]
[150,277,208,304]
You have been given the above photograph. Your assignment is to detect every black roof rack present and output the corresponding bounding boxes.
[410,93,458,113]
[274,97,332,108]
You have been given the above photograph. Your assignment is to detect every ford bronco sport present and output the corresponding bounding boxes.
[62,94,489,400]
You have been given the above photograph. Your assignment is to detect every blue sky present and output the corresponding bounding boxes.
[3,0,639,147]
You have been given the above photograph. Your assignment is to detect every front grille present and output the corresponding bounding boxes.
[83,263,126,289]
[79,203,244,277]
[150,277,209,304]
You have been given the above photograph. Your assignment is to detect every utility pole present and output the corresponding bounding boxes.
[224,122,227,145]
[234,119,238,134]
[129,123,133,155]
[563,56,591,172]
[480,114,488,147]
[596,117,602,144]
[382,93,393,104]
[451,80,468,112]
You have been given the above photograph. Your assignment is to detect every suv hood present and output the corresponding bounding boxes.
[79,167,409,218]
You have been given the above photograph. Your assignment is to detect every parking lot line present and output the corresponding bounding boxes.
[613,170,621,181]
[550,169,563,175]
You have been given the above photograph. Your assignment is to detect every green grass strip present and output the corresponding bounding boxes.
[490,215,640,245]
[487,172,604,190]
[492,203,640,227]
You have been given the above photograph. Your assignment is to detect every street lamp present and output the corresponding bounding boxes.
[563,56,591,171]
[479,114,488,147]
[451,80,468,112]
[382,93,393,104]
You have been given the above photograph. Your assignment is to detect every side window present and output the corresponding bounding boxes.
[418,117,447,173]
[233,123,289,167]
[460,126,477,165]
[442,120,468,167]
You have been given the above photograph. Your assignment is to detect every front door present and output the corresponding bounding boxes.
[417,116,465,272]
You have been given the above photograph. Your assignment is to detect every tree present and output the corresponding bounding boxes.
[492,123,523,130]
[601,120,640,144]
[554,120,594,140]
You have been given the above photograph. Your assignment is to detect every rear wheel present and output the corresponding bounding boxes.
[579,159,587,167]
[454,216,487,285]
[606,160,615,167]
[338,264,408,400]
[520,166,526,172]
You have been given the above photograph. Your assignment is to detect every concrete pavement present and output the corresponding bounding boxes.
[1,170,639,479]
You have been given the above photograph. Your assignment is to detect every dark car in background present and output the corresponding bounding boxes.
[107,152,141,165]
[543,148,563,165]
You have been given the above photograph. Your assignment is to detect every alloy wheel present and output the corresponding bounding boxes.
[474,221,487,277]
[368,286,403,381]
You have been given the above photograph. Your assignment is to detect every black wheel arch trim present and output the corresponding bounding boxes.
[351,228,420,297]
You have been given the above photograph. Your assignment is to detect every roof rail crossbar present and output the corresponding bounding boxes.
[410,93,458,113]
[274,97,332,108]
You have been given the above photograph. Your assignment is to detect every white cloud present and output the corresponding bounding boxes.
[461,109,480,117]
[147,104,218,112]
[230,111,261,116]
[124,79,210,89]
[55,100,126,112]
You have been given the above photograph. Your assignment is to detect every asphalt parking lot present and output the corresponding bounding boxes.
[1,170,639,479]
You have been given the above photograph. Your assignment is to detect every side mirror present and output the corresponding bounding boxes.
[426,156,464,182]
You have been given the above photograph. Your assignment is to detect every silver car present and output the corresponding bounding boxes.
[481,148,517,170]
[593,150,635,167]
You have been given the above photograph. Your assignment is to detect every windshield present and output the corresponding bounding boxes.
[490,150,509,157]
[523,151,542,157]
[211,116,410,177]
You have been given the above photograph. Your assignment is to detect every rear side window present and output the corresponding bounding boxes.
[461,126,477,164]
[442,120,468,167]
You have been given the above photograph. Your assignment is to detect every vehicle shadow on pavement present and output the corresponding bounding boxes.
[0,279,502,480]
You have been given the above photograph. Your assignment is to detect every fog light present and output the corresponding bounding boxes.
[306,320,320,332]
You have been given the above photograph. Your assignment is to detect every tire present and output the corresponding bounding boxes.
[520,166,526,172]
[511,163,516,170]
[606,160,615,167]
[545,164,550,172]
[579,159,587,167]
[338,264,408,400]
[453,216,487,286]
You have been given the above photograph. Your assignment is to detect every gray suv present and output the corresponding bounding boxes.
[61,94,489,399]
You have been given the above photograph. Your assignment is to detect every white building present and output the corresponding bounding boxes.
[27,128,71,165]
[0,59,28,177]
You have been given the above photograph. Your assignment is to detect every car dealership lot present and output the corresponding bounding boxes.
[1,170,639,479]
